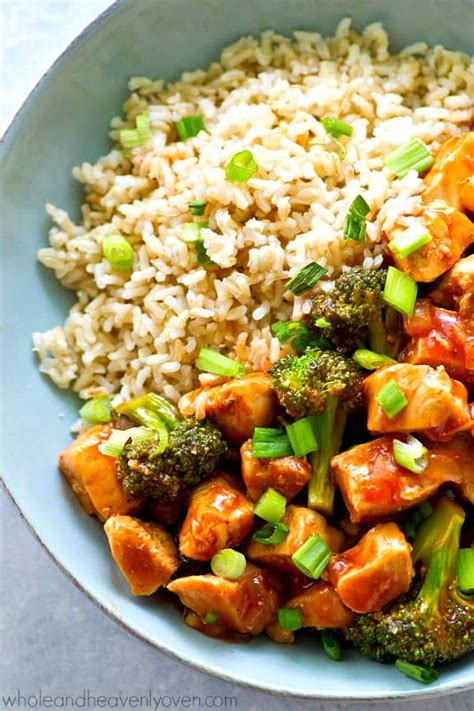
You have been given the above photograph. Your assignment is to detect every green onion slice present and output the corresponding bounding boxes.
[388,224,432,259]
[395,659,439,685]
[79,396,113,424]
[383,266,418,317]
[285,416,319,457]
[182,221,208,243]
[375,379,408,419]
[189,200,207,216]
[135,113,151,142]
[286,262,328,296]
[322,630,342,661]
[343,195,371,242]
[384,138,434,178]
[252,522,289,546]
[196,347,246,377]
[456,549,474,595]
[98,427,153,457]
[321,117,354,138]
[278,607,303,631]
[175,115,206,141]
[116,393,179,431]
[102,235,135,272]
[291,534,332,579]
[252,428,294,459]
[210,549,246,580]
[225,149,258,182]
[393,435,428,473]
[119,129,143,149]
[195,240,214,266]
[353,349,397,370]
[203,612,220,624]
[254,488,287,524]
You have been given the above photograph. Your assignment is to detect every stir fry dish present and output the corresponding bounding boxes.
[55,127,474,686]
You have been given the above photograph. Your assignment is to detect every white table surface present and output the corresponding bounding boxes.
[1,2,472,708]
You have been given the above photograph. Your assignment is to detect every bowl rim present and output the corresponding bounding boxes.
[2,0,473,700]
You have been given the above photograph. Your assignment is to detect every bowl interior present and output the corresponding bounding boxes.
[1,0,473,699]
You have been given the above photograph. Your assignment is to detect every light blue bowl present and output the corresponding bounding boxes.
[1,0,473,700]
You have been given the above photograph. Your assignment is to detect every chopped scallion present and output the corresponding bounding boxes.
[120,113,152,150]
[225,149,258,182]
[291,534,332,579]
[135,113,151,142]
[252,522,289,546]
[102,235,135,271]
[343,195,371,242]
[285,416,319,457]
[393,435,428,474]
[98,427,153,457]
[119,129,142,149]
[195,240,214,266]
[182,221,208,243]
[203,612,220,624]
[79,396,113,424]
[210,549,246,580]
[254,488,287,524]
[321,116,354,138]
[175,115,206,141]
[375,379,408,419]
[188,199,207,216]
[322,630,342,661]
[395,659,439,685]
[383,266,418,317]
[252,428,294,459]
[286,262,328,296]
[456,549,474,595]
[384,138,434,178]
[353,349,397,370]
[196,347,246,377]
[389,224,432,259]
[278,607,303,631]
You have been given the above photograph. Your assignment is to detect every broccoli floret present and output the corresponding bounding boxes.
[117,418,228,502]
[269,349,365,515]
[346,497,474,666]
[310,267,400,356]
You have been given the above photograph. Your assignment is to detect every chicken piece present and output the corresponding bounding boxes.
[265,621,295,644]
[58,425,140,521]
[179,373,277,445]
[182,609,244,641]
[400,299,474,387]
[246,505,344,572]
[328,523,414,613]
[332,435,474,524]
[167,563,281,635]
[430,255,474,315]
[104,515,179,595]
[179,476,254,561]
[386,200,474,283]
[423,132,474,214]
[286,581,353,628]
[364,363,471,441]
[240,439,311,502]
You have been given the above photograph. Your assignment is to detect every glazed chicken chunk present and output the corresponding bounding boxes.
[179,476,254,561]
[104,515,179,596]
[423,132,474,214]
[58,425,140,521]
[332,435,474,524]
[246,505,344,572]
[167,563,281,635]
[364,363,471,440]
[430,255,474,315]
[240,439,311,502]
[385,200,474,283]
[401,299,474,387]
[328,523,414,613]
[286,581,353,629]
[179,372,277,445]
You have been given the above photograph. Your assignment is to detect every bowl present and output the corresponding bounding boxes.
[1,0,473,700]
